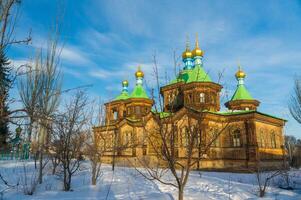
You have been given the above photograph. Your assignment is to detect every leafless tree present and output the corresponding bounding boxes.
[52,90,89,191]
[0,0,31,49]
[254,159,282,197]
[18,23,63,184]
[0,0,31,146]
[134,54,229,200]
[289,77,301,125]
[84,101,105,185]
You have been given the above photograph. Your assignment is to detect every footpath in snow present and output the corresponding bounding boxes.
[0,161,300,200]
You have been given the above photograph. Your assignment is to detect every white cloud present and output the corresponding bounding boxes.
[60,46,91,65]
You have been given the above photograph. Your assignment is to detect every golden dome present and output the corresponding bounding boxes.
[192,47,204,57]
[182,49,192,59]
[182,36,193,59]
[135,66,144,78]
[235,66,246,79]
[122,80,128,87]
[192,35,204,57]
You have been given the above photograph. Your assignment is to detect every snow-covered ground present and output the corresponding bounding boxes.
[0,160,300,200]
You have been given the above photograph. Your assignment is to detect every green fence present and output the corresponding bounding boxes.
[0,143,30,160]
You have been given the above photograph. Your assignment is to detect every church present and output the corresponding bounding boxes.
[93,36,286,171]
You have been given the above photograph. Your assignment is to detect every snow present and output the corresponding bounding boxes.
[0,160,301,200]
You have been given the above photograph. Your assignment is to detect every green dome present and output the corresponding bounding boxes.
[130,84,149,99]
[231,84,253,101]
[115,91,130,100]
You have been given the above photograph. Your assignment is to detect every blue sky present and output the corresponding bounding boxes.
[8,0,301,138]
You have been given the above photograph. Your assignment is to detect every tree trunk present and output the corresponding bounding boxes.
[178,185,184,200]
[112,152,115,171]
[91,163,96,185]
[38,147,43,184]
[259,189,265,197]
[52,159,57,175]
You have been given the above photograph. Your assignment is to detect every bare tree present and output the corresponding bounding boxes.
[0,0,31,146]
[0,0,31,49]
[52,90,88,191]
[18,25,63,183]
[133,55,229,200]
[254,159,282,197]
[289,77,301,124]
[85,130,103,186]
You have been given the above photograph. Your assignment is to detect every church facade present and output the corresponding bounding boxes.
[94,36,286,172]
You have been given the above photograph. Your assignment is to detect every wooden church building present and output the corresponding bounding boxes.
[94,36,286,171]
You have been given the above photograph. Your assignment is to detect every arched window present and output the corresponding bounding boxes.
[188,94,192,103]
[182,127,190,147]
[200,93,205,103]
[124,131,132,145]
[259,129,265,147]
[191,126,198,147]
[210,128,220,147]
[113,109,118,120]
[232,129,241,147]
[271,131,276,148]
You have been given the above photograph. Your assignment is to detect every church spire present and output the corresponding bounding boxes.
[182,35,193,70]
[235,63,246,85]
[192,33,204,66]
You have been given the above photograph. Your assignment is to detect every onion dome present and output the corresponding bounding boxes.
[235,66,246,79]
[115,80,130,100]
[135,66,144,78]
[192,35,204,57]
[122,80,129,87]
[182,37,192,59]
[182,49,193,59]
[131,66,149,99]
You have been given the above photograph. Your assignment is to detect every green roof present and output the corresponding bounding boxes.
[167,65,211,86]
[209,110,286,121]
[115,91,129,100]
[231,84,253,101]
[159,112,171,118]
[130,84,149,99]
[186,65,212,83]
[151,110,172,119]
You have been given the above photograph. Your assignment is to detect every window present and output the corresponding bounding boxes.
[168,92,176,104]
[135,106,141,115]
[125,131,132,145]
[210,128,220,147]
[200,93,205,103]
[232,129,241,147]
[113,110,118,120]
[187,94,192,103]
[259,129,265,148]
[191,126,198,147]
[183,127,189,147]
[271,131,276,148]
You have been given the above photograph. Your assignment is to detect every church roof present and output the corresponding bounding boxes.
[130,84,149,99]
[115,91,129,100]
[168,65,211,85]
[231,84,253,101]
[186,65,212,83]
